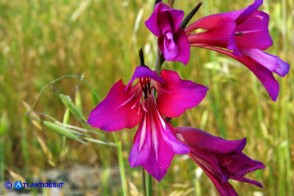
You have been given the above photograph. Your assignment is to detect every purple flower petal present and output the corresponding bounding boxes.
[158,29,190,64]
[173,29,190,64]
[145,9,161,36]
[236,11,272,49]
[126,66,166,90]
[242,57,280,101]
[156,69,208,117]
[186,16,237,50]
[145,2,170,36]
[88,80,142,131]
[241,48,290,77]
[222,152,265,178]
[236,0,263,24]
[195,45,280,101]
[176,127,245,154]
[167,8,184,33]
[145,2,189,65]
[146,2,184,35]
[157,11,174,34]
[159,32,179,60]
[129,96,189,181]
[231,176,264,188]
[176,127,265,196]
[186,2,269,55]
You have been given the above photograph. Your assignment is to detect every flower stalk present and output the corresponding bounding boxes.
[145,171,153,196]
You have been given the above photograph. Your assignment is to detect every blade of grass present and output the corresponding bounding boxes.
[113,134,128,196]
[0,113,9,181]
[43,121,85,144]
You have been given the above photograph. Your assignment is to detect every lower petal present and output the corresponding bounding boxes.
[141,139,175,181]
[189,152,238,196]
[129,113,151,167]
[129,96,189,181]
[194,45,280,101]
[241,48,290,77]
[231,176,264,188]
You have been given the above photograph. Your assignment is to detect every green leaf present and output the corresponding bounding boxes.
[59,94,87,123]
[43,121,85,144]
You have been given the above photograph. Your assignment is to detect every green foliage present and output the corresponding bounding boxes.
[43,121,85,143]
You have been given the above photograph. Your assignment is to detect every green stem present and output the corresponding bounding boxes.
[154,49,164,74]
[145,170,153,196]
[142,168,146,195]
[113,134,128,196]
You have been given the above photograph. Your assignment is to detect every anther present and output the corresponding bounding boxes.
[235,32,243,36]
[147,82,151,94]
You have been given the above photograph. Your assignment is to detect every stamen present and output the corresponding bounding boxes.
[235,31,243,36]
[147,82,151,94]
[141,78,152,99]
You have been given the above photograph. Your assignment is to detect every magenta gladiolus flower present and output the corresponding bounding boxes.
[88,66,208,180]
[145,2,190,64]
[185,0,290,101]
[176,127,265,196]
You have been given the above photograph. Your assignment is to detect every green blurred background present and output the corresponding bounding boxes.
[0,0,293,195]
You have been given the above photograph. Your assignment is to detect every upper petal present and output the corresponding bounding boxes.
[157,11,173,34]
[145,9,161,36]
[236,11,272,49]
[145,2,169,36]
[186,0,265,55]
[167,7,184,32]
[145,2,184,36]
[88,80,142,131]
[156,70,208,117]
[126,66,166,90]
[176,127,246,154]
[186,14,237,49]
[236,0,263,24]
[185,8,240,34]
